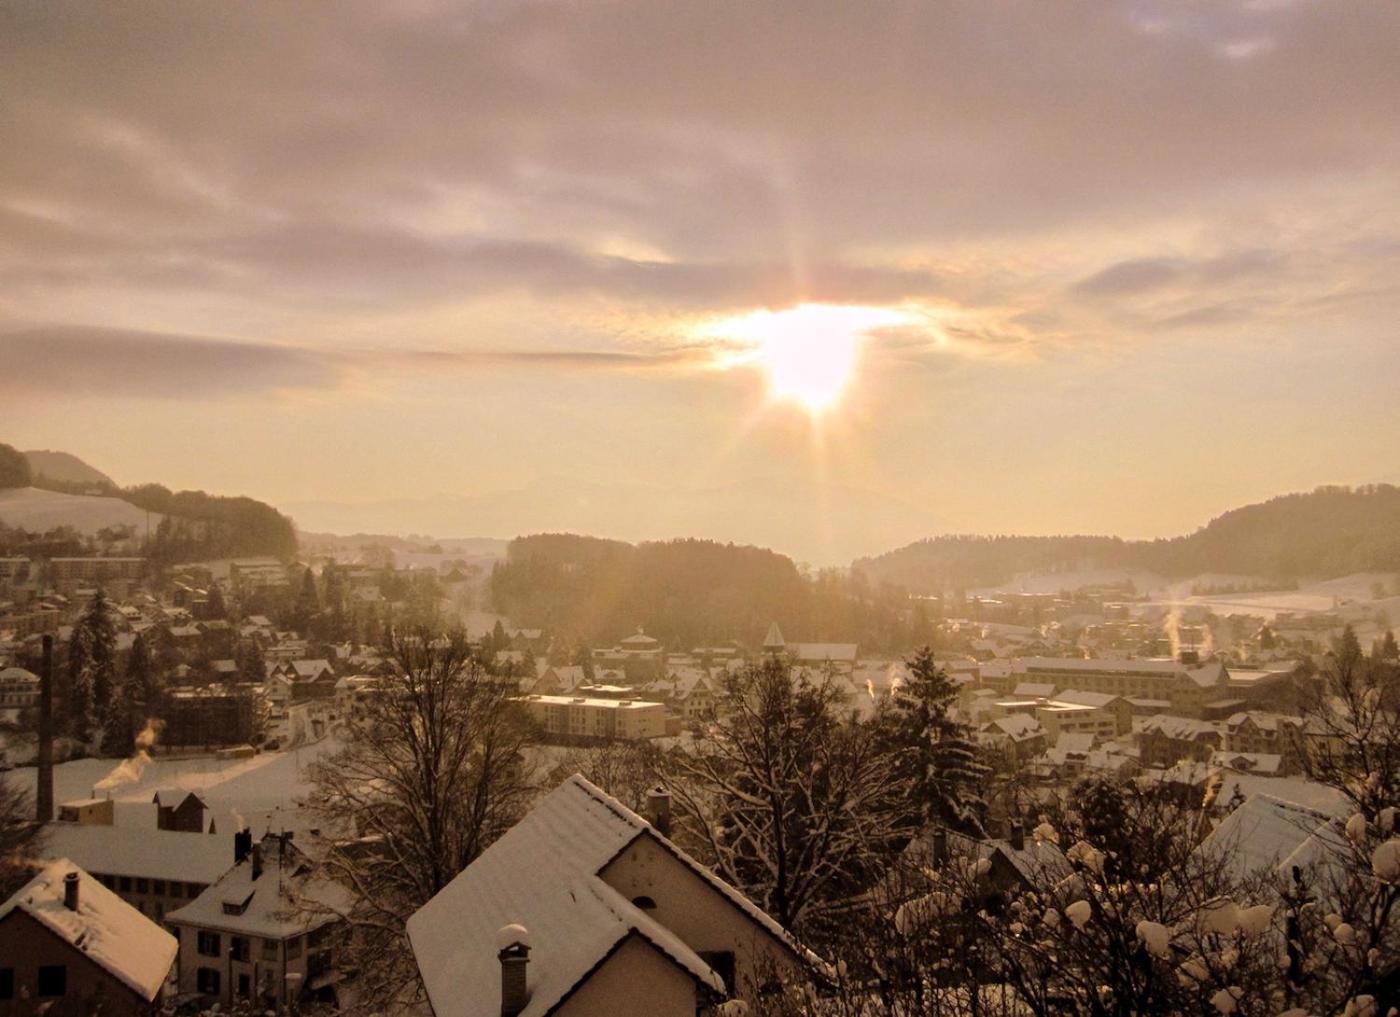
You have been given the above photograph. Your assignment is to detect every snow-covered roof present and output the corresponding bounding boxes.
[1201,794,1340,884]
[0,859,177,1001]
[982,715,1045,742]
[40,823,235,884]
[1012,682,1057,699]
[165,835,349,938]
[792,642,858,663]
[1051,688,1122,709]
[408,775,817,1017]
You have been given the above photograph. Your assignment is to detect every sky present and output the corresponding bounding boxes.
[3,1,1399,564]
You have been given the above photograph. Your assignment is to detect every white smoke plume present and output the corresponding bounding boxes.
[93,718,164,793]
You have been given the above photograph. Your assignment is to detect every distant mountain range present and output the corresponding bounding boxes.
[854,485,1400,593]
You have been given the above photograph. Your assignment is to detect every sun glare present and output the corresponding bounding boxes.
[710,303,909,415]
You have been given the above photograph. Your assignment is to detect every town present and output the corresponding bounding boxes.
[1,493,1397,1015]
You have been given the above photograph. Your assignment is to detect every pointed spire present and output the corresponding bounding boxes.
[763,621,786,651]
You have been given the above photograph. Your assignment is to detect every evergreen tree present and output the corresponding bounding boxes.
[75,589,117,725]
[295,566,320,631]
[238,638,267,685]
[124,633,160,712]
[65,626,91,734]
[491,619,509,657]
[883,645,989,835]
[1382,629,1399,660]
[205,583,227,621]
[100,683,135,757]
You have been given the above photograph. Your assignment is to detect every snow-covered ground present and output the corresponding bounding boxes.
[3,739,338,831]
[0,486,161,535]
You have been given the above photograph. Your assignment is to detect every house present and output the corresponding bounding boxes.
[40,803,235,922]
[1136,715,1222,767]
[154,790,209,833]
[0,859,177,1017]
[408,776,824,1017]
[166,831,349,1010]
[978,714,1048,764]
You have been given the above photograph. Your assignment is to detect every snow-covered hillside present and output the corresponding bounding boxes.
[0,486,161,534]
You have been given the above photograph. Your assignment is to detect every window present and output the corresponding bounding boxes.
[261,938,279,961]
[698,952,735,995]
[0,968,13,1000]
[119,876,132,892]
[169,882,183,899]
[37,965,66,997]
[197,931,222,957]
[231,936,250,962]
[187,882,205,897]
[238,973,251,998]
[153,880,166,895]
[135,878,149,894]
[197,968,220,996]
[286,935,302,959]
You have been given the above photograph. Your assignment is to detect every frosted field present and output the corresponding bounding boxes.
[0,486,162,535]
[4,738,339,829]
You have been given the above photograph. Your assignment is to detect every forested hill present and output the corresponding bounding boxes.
[0,441,297,561]
[854,485,1400,594]
[490,533,925,652]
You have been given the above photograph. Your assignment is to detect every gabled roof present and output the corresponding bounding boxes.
[153,789,208,811]
[166,836,349,938]
[407,775,817,1017]
[41,822,233,884]
[0,859,177,1001]
[1201,794,1340,885]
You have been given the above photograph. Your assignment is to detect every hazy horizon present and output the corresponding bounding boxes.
[5,2,1399,564]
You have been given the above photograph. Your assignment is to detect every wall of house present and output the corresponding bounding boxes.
[598,833,803,999]
[0,910,159,1017]
[556,934,699,1017]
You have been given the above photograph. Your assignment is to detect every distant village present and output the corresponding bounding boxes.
[0,544,1396,1016]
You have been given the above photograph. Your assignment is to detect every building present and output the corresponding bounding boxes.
[1137,714,1222,768]
[166,831,348,1010]
[40,801,235,922]
[408,775,823,1017]
[162,685,266,748]
[48,557,145,597]
[154,790,209,833]
[984,656,1231,717]
[0,859,177,1017]
[519,694,668,741]
[0,666,39,709]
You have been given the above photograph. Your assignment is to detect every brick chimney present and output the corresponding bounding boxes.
[496,924,531,1017]
[63,871,79,911]
[1008,821,1025,852]
[645,785,672,837]
[251,843,263,881]
[931,827,949,865]
[234,829,253,865]
[36,635,54,824]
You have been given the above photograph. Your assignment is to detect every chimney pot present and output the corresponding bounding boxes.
[63,871,79,911]
[645,785,672,837]
[497,924,530,1017]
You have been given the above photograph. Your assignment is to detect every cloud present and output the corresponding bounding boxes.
[0,324,709,400]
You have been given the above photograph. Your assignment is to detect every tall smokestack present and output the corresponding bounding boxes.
[37,635,54,824]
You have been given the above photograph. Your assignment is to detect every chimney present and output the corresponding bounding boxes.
[63,871,79,911]
[1179,649,1200,666]
[234,829,252,865]
[644,785,672,837]
[496,924,531,1017]
[251,843,263,881]
[36,635,54,824]
[1009,821,1025,852]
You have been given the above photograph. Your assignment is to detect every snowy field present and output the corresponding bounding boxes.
[4,738,338,830]
[0,486,161,535]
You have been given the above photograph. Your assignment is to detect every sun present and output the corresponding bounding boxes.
[708,303,909,415]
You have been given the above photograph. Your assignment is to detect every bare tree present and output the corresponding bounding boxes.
[304,628,536,1012]
[0,780,43,899]
[667,657,913,931]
